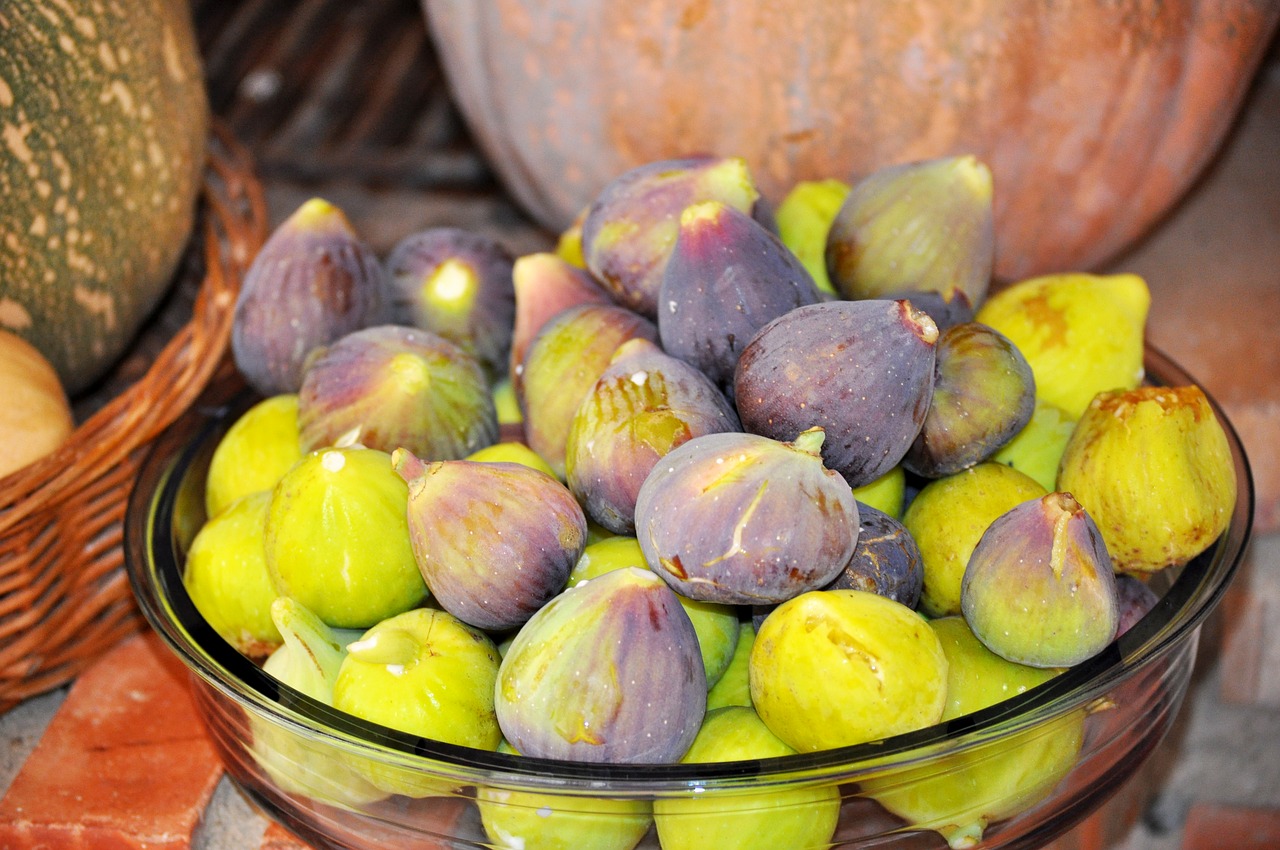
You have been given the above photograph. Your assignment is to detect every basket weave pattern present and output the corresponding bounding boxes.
[0,123,268,713]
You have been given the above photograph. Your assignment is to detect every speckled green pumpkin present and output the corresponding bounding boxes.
[0,0,209,394]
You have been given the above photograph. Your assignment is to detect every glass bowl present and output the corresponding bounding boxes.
[124,345,1253,850]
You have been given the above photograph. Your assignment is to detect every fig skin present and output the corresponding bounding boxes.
[384,227,515,379]
[264,446,428,630]
[825,502,925,609]
[961,492,1120,668]
[495,567,706,764]
[734,299,939,488]
[903,462,1048,618]
[204,393,303,521]
[750,589,948,752]
[566,337,741,534]
[509,251,613,382]
[394,451,586,633]
[774,177,850,296]
[975,272,1150,418]
[1115,574,1161,636]
[518,302,659,478]
[567,535,741,689]
[581,155,762,317]
[826,155,995,310]
[658,200,822,394]
[903,321,1036,478]
[1056,384,1237,573]
[991,396,1078,492]
[634,428,859,605]
[653,706,841,850]
[297,324,498,461]
[183,490,281,658]
[232,198,390,397]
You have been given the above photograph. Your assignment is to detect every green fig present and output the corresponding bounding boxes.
[204,394,303,520]
[826,155,994,310]
[653,706,841,850]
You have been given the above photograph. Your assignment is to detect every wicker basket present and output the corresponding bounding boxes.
[0,122,268,713]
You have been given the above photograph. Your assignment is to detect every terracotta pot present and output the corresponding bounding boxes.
[423,0,1278,281]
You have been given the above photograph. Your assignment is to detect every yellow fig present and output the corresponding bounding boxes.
[975,272,1150,418]
[1056,384,1237,573]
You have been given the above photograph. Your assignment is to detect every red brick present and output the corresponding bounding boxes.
[1182,803,1280,850]
[260,821,315,850]
[0,631,223,849]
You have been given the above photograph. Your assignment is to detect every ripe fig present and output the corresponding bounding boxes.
[581,155,762,317]
[183,490,281,658]
[975,272,1150,418]
[635,428,858,605]
[334,607,503,797]
[825,502,924,609]
[518,302,658,478]
[508,251,613,382]
[903,462,1048,618]
[384,227,515,378]
[253,598,385,807]
[653,706,841,850]
[852,464,907,519]
[204,394,303,520]
[901,288,977,331]
[466,440,557,478]
[394,451,586,632]
[477,741,653,850]
[734,299,939,488]
[750,589,948,751]
[865,616,1081,850]
[774,177,850,296]
[296,325,497,461]
[232,198,390,396]
[1056,384,1237,573]
[265,446,427,630]
[566,338,741,534]
[658,200,821,393]
[496,567,706,763]
[961,492,1119,667]
[567,535,741,689]
[826,155,994,310]
[903,321,1036,478]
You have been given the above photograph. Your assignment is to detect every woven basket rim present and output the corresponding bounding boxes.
[0,121,267,528]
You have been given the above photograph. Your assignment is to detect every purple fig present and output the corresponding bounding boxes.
[635,428,858,605]
[297,325,497,460]
[734,299,939,488]
[565,338,741,534]
[658,200,822,394]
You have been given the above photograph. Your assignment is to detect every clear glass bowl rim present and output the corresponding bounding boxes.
[123,343,1254,794]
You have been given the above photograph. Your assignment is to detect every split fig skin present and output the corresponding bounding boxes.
[1056,384,1237,573]
[734,299,939,488]
[566,337,741,534]
[634,428,858,605]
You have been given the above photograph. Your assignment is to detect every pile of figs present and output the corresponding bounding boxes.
[183,152,1239,850]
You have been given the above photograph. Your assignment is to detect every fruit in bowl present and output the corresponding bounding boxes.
[126,152,1251,850]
